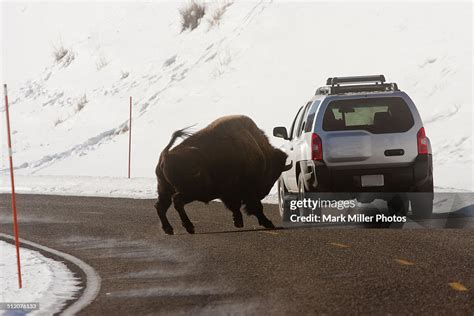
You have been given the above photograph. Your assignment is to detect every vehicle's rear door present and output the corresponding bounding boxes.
[319,96,418,169]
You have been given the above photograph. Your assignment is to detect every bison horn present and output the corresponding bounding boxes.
[283,161,293,171]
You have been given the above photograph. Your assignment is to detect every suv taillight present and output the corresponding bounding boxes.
[312,133,323,161]
[417,127,428,155]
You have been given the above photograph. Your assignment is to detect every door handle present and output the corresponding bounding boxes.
[384,149,404,156]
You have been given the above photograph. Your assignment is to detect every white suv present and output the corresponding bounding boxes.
[273,75,434,220]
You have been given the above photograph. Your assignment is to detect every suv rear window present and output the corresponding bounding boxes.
[322,97,414,134]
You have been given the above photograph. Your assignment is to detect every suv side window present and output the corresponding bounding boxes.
[289,106,303,140]
[296,101,312,137]
[304,100,320,132]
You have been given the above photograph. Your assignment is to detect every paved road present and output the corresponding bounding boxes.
[1,194,473,315]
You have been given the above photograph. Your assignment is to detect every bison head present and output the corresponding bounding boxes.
[270,149,290,183]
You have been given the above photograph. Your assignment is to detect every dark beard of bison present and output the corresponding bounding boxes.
[261,149,289,197]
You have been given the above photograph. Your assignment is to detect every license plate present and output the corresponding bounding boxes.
[361,175,384,187]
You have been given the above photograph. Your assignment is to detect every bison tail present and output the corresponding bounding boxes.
[163,125,195,152]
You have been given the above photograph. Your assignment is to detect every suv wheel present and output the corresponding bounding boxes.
[297,172,307,216]
[387,193,409,216]
[278,178,296,223]
[410,180,434,219]
[297,172,320,217]
[278,178,288,217]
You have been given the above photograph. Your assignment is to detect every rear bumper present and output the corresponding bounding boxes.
[303,154,433,192]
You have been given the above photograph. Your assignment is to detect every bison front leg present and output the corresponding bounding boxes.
[155,195,174,235]
[245,200,275,229]
[172,193,195,234]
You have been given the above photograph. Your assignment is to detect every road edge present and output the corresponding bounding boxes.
[0,233,101,315]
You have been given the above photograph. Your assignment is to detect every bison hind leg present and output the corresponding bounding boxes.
[222,198,243,228]
[172,192,195,234]
[155,195,174,235]
[244,199,275,229]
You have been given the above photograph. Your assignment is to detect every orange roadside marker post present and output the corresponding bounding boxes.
[128,96,132,179]
[4,83,22,288]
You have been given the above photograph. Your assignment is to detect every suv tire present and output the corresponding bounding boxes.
[410,180,434,219]
[278,178,295,222]
[297,172,321,217]
[387,193,409,216]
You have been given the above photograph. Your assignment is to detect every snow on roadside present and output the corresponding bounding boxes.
[0,174,156,199]
[0,240,81,316]
[0,174,466,204]
[0,174,280,203]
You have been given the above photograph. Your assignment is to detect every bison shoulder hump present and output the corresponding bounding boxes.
[210,115,254,127]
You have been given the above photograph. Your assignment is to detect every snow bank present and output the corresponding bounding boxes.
[0,240,81,315]
[0,174,281,204]
[0,1,472,190]
[0,174,156,199]
[0,174,464,205]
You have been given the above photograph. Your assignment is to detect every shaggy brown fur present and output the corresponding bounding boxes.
[154,115,289,235]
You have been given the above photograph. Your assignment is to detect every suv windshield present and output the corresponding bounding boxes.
[322,97,414,134]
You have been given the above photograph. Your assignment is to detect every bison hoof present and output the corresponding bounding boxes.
[163,226,174,235]
[261,220,275,229]
[184,225,195,234]
[233,218,244,228]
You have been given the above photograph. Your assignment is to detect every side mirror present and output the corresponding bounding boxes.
[273,126,289,140]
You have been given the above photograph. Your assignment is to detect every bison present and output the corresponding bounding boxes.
[154,115,291,235]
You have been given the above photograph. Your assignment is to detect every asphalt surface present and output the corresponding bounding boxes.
[1,194,473,315]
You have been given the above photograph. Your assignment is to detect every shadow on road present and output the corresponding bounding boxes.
[191,227,285,235]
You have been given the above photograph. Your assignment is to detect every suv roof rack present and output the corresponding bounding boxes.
[316,75,399,95]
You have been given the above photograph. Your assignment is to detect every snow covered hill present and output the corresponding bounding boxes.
[1,1,472,191]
